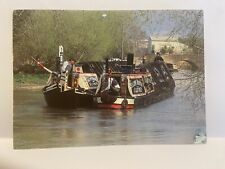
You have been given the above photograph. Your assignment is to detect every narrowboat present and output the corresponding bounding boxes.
[40,46,99,108]
[93,53,175,109]
[43,70,98,108]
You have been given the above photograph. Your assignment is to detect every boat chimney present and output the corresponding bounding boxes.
[105,58,109,73]
[127,53,134,66]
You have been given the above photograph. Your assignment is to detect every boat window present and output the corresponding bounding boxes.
[160,65,167,75]
[153,67,160,76]
[153,67,164,82]
[144,76,154,92]
[86,76,98,87]
[130,78,145,94]
[144,76,153,84]
[160,65,170,79]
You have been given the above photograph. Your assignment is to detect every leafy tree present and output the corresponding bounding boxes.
[13,10,146,71]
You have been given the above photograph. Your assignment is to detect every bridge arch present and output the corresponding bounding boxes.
[176,59,198,71]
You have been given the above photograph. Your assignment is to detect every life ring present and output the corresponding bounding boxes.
[121,99,128,109]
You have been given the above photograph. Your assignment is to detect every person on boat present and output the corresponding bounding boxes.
[142,55,146,64]
[99,75,120,104]
[110,77,120,94]
[154,52,164,62]
[65,58,75,88]
[65,59,75,72]
[101,74,120,95]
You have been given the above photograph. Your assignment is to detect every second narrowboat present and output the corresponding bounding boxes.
[93,53,175,109]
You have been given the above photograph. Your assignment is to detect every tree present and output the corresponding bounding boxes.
[13,10,146,71]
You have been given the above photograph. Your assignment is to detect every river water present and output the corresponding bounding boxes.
[13,71,206,149]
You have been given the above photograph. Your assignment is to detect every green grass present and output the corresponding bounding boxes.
[14,73,49,87]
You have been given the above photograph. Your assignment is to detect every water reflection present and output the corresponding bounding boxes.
[13,71,206,148]
[43,110,85,119]
[98,109,134,119]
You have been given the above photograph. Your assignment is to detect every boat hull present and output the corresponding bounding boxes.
[43,85,94,108]
[94,89,174,109]
[94,97,135,109]
[134,89,174,108]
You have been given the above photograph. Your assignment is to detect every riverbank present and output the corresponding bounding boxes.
[14,73,49,89]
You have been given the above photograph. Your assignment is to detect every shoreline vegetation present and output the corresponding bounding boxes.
[14,73,49,90]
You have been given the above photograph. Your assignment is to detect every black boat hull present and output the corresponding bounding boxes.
[43,86,94,108]
[134,88,174,108]
[94,88,174,109]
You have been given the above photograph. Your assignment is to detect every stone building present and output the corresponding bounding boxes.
[150,36,190,54]
[135,36,190,56]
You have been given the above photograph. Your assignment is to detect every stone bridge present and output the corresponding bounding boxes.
[162,54,204,70]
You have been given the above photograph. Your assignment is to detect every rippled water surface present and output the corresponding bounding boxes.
[14,71,206,149]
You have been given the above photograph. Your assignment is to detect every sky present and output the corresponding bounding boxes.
[138,10,204,38]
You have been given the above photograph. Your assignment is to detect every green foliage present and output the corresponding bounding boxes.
[160,46,167,54]
[13,10,204,72]
[14,73,49,86]
[160,45,174,54]
[13,10,144,71]
[178,37,204,53]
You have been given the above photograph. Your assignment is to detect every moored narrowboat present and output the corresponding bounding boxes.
[93,53,175,109]
[40,46,99,108]
[43,71,98,108]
